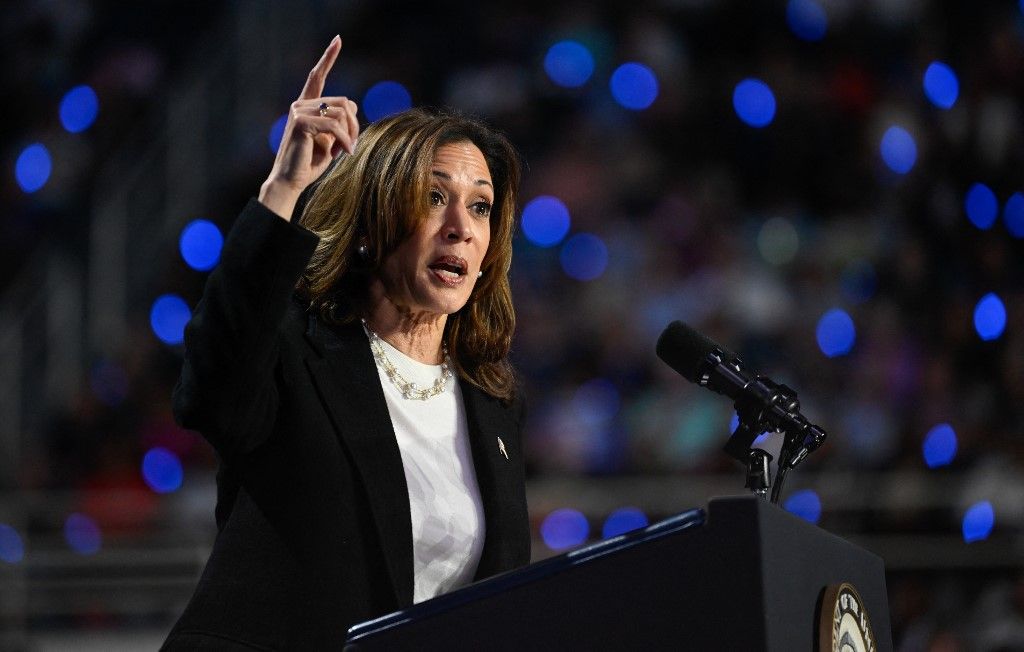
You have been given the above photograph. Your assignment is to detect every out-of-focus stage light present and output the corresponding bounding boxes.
[610,63,659,110]
[60,85,100,133]
[1004,192,1024,238]
[732,78,777,128]
[560,233,608,281]
[816,308,855,357]
[572,378,620,428]
[64,513,102,555]
[544,40,595,88]
[268,114,287,153]
[142,447,184,494]
[541,508,589,550]
[363,81,412,122]
[602,507,649,539]
[965,182,998,230]
[521,195,571,247]
[757,216,799,265]
[880,126,917,174]
[922,423,957,468]
[15,143,52,193]
[974,293,1007,341]
[784,489,822,524]
[923,62,959,110]
[840,259,877,303]
[150,294,191,345]
[786,0,827,42]
[962,501,994,543]
[180,219,224,271]
[0,524,25,564]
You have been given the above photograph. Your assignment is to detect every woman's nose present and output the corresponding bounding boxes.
[443,203,473,241]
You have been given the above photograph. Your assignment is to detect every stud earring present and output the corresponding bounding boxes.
[477,271,483,278]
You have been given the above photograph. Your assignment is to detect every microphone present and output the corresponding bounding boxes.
[655,321,826,469]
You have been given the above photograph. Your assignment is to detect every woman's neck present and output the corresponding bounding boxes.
[363,285,447,365]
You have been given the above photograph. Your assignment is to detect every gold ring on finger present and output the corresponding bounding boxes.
[318,102,329,117]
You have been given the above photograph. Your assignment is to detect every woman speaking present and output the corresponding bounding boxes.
[161,36,529,650]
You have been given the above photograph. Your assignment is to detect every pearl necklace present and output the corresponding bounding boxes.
[362,320,453,400]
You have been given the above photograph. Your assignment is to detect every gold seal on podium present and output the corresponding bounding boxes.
[819,582,877,652]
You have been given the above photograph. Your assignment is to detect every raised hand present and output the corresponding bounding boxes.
[258,36,360,221]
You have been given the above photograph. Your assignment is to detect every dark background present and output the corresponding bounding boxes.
[1,0,1022,649]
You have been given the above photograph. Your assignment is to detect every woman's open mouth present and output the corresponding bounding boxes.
[428,255,468,287]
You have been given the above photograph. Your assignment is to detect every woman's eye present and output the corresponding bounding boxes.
[430,190,444,206]
[473,202,492,217]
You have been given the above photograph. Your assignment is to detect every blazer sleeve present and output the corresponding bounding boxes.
[172,198,319,463]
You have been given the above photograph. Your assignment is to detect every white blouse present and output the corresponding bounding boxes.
[367,331,485,604]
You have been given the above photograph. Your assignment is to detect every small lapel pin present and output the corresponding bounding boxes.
[497,436,509,460]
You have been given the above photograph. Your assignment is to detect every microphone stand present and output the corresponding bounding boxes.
[709,351,828,505]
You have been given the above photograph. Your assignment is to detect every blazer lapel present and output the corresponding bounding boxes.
[303,317,415,607]
[460,381,527,580]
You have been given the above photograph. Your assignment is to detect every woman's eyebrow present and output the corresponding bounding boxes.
[431,170,493,188]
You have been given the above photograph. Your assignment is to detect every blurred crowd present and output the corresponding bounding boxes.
[4,0,1024,648]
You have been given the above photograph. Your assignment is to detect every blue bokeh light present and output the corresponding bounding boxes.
[973,293,1007,341]
[572,378,621,427]
[962,501,995,543]
[150,294,191,346]
[923,62,959,109]
[560,233,609,281]
[15,143,52,193]
[733,78,777,128]
[965,183,999,230]
[521,196,571,247]
[786,0,827,42]
[922,423,957,468]
[544,40,595,88]
[64,513,102,555]
[610,63,659,110]
[880,126,917,174]
[816,308,856,357]
[784,489,822,524]
[60,85,100,133]
[0,524,24,564]
[1004,192,1024,238]
[179,219,224,271]
[602,507,650,539]
[363,81,412,122]
[541,508,590,550]
[142,447,184,493]
[268,114,287,153]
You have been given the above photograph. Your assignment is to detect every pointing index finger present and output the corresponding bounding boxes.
[299,35,342,101]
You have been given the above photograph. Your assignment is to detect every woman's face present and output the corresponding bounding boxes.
[377,141,494,319]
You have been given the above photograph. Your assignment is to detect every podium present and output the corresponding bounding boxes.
[345,496,893,651]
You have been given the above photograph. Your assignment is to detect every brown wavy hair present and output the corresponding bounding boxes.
[297,107,521,402]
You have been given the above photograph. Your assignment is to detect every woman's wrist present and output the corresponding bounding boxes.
[258,178,303,222]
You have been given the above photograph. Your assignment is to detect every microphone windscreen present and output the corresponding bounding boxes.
[655,321,732,382]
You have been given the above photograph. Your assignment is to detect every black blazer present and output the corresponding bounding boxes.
[161,199,530,651]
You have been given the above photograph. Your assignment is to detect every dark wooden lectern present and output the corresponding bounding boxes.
[345,496,893,651]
